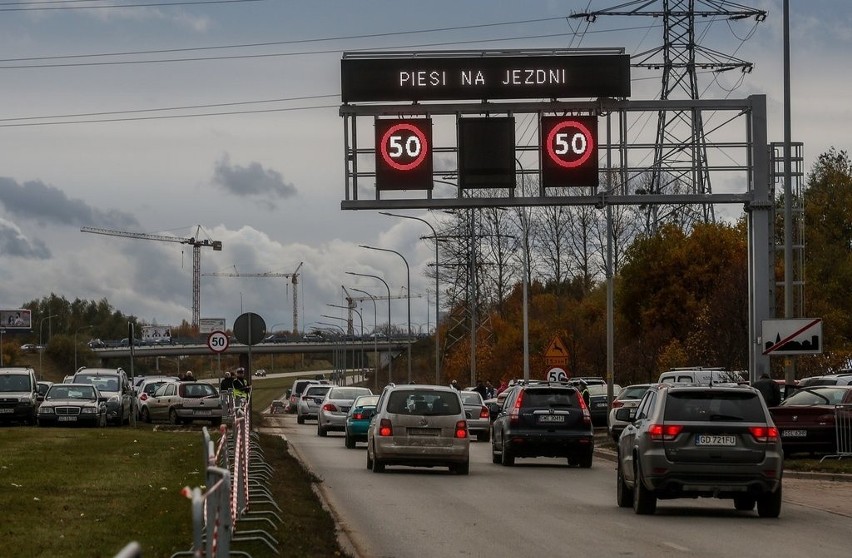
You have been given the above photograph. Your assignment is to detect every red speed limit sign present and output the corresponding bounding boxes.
[540,116,599,188]
[375,118,433,190]
[207,330,229,353]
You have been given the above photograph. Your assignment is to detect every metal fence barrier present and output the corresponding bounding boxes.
[821,403,852,462]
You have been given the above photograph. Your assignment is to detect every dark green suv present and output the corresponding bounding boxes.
[491,381,595,467]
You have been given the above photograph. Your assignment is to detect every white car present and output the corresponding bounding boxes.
[316,386,373,436]
[297,384,332,424]
[134,376,179,419]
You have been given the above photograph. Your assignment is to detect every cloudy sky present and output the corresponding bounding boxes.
[1,0,849,337]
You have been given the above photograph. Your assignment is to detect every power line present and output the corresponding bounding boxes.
[0,0,264,12]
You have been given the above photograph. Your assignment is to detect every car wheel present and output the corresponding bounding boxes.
[577,448,593,469]
[491,440,501,464]
[169,409,181,426]
[632,460,657,515]
[140,408,151,424]
[477,430,490,443]
[501,443,515,466]
[757,484,782,518]
[345,433,355,449]
[366,446,374,469]
[297,414,305,425]
[317,422,327,437]
[452,460,470,475]
[616,459,633,508]
[371,455,385,473]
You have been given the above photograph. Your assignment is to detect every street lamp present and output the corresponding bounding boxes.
[379,211,441,384]
[360,245,412,384]
[346,271,393,384]
[329,303,366,383]
[318,320,347,384]
[38,314,57,377]
[351,287,379,391]
[74,325,94,372]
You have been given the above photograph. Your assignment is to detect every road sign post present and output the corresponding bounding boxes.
[207,330,229,353]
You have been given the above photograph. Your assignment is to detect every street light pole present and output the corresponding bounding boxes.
[379,211,441,384]
[360,245,412,384]
[346,271,393,384]
[39,314,58,378]
[352,287,379,391]
[74,325,94,372]
[329,304,365,380]
[318,320,347,384]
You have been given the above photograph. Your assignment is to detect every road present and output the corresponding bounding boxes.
[274,413,851,558]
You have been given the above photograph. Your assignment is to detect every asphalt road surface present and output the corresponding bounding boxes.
[275,414,851,558]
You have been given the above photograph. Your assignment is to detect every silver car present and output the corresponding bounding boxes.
[297,384,332,424]
[367,384,470,474]
[459,390,490,442]
[37,383,107,427]
[607,383,653,442]
[317,386,373,436]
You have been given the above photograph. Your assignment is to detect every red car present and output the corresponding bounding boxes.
[769,386,852,455]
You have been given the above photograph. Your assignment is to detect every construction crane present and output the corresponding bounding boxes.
[341,285,421,336]
[203,261,303,334]
[80,225,222,327]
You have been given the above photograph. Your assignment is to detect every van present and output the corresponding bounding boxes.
[658,367,745,387]
[0,367,38,425]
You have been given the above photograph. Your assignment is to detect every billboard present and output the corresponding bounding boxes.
[1,309,32,330]
[199,318,226,334]
[141,325,173,344]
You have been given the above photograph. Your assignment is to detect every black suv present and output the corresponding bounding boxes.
[490,381,594,467]
[615,384,783,517]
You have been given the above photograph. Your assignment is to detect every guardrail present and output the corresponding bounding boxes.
[821,403,852,462]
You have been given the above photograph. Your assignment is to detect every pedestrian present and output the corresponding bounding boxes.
[753,372,781,407]
[496,380,509,396]
[580,381,590,407]
[183,370,195,381]
[485,380,495,399]
[474,380,488,399]
[450,379,461,391]
[220,371,233,391]
[232,368,250,397]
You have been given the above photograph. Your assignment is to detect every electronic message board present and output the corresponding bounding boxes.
[341,53,631,103]
[540,116,599,188]
[458,117,516,189]
[375,118,433,191]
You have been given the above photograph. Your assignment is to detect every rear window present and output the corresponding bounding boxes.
[305,386,331,396]
[386,390,461,416]
[328,387,371,400]
[782,387,848,406]
[618,385,650,399]
[460,392,483,405]
[664,391,766,422]
[181,383,216,398]
[522,389,578,408]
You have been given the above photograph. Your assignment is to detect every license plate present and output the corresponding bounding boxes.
[782,429,807,438]
[58,416,77,422]
[539,415,565,423]
[594,402,608,408]
[695,434,736,446]
[193,410,211,416]
[407,428,440,436]
[0,408,13,413]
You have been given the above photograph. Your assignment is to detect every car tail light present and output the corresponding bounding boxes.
[140,393,148,402]
[479,406,490,419]
[510,390,524,424]
[648,423,683,441]
[611,399,624,409]
[378,418,393,437]
[576,391,592,426]
[749,426,779,442]
[322,403,338,413]
[455,420,468,439]
[353,412,364,420]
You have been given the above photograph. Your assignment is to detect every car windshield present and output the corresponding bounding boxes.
[0,374,30,392]
[328,387,371,400]
[48,386,96,400]
[524,389,577,407]
[305,386,331,397]
[782,387,848,406]
[386,390,462,416]
[664,391,765,422]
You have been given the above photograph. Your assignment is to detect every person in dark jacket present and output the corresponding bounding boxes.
[220,371,233,391]
[753,372,781,407]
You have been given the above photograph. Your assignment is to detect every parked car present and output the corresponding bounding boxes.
[37,383,107,427]
[658,367,745,386]
[491,381,594,467]
[615,383,783,517]
[254,369,268,377]
[769,385,852,455]
[0,367,38,425]
[288,379,321,414]
[144,381,223,425]
[72,367,132,426]
[317,386,373,436]
[459,390,490,442]
[345,394,380,448]
[20,343,41,353]
[366,384,470,474]
[36,380,54,405]
[795,373,852,387]
[134,376,180,420]
[297,384,333,424]
[608,383,654,442]
[585,382,621,426]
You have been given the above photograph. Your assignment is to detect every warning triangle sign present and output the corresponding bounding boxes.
[544,335,569,367]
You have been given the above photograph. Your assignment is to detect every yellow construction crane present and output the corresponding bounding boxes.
[203,261,303,333]
[80,225,222,327]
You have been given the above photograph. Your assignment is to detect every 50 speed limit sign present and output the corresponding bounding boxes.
[207,330,229,353]
[374,118,433,191]
[540,116,599,188]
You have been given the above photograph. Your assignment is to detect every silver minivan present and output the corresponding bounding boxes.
[367,384,470,474]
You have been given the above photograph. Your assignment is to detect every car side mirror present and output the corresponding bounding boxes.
[615,408,636,422]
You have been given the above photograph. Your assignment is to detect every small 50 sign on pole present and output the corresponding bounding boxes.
[207,330,229,353]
